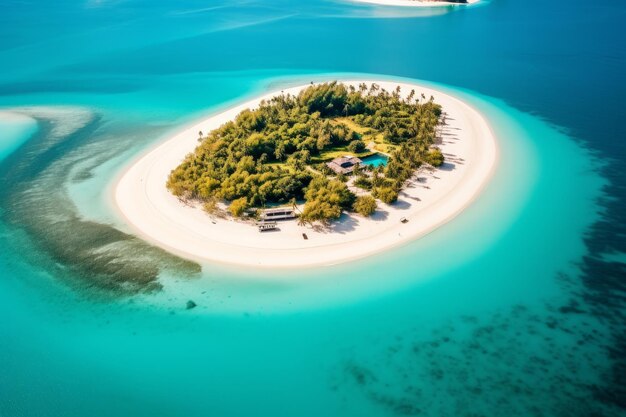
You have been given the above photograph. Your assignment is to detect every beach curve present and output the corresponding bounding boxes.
[113,80,498,268]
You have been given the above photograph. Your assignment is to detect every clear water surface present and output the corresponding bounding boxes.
[1,1,625,416]
[361,152,389,167]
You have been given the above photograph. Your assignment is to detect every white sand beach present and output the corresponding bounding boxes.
[113,80,497,268]
[350,0,479,7]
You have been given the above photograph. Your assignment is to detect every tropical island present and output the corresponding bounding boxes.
[350,0,478,7]
[166,82,445,225]
[113,79,497,267]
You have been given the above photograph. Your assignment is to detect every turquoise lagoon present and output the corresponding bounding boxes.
[1,0,625,416]
[0,113,37,162]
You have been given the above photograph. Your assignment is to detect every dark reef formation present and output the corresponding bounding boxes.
[0,108,201,297]
[331,273,623,416]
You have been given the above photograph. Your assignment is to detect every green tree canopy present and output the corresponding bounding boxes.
[300,177,356,224]
[373,187,399,204]
[228,197,248,217]
[167,82,445,224]
[353,195,377,217]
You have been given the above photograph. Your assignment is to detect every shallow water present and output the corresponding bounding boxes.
[1,0,625,416]
[0,112,38,162]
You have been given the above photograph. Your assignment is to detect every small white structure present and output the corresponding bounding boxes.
[260,207,296,221]
[257,221,278,232]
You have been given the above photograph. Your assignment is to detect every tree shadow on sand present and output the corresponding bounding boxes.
[329,213,359,233]
[311,213,359,234]
[438,162,456,172]
[390,199,411,210]
[371,210,389,222]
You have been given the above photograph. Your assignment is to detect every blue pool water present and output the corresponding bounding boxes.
[1,1,625,416]
[361,153,389,167]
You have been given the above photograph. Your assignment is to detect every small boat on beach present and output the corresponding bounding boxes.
[257,221,278,232]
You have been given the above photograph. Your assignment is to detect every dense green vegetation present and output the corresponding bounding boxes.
[167,82,444,224]
[300,177,355,224]
[353,195,378,217]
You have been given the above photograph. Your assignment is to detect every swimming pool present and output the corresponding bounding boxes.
[361,153,389,167]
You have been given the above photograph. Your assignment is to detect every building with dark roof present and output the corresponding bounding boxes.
[326,156,362,175]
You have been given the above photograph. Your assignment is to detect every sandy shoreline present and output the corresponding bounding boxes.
[113,80,497,268]
[350,0,479,8]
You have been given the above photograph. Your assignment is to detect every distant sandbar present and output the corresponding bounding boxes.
[350,0,479,7]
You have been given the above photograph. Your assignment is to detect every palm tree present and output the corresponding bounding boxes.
[394,85,401,99]
[290,197,300,212]
[407,89,416,103]
[294,198,307,227]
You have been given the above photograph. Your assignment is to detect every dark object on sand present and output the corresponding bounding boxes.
[302,233,308,240]
[400,217,409,224]
[186,300,197,310]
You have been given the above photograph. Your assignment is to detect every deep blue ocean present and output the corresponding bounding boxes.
[1,0,625,416]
